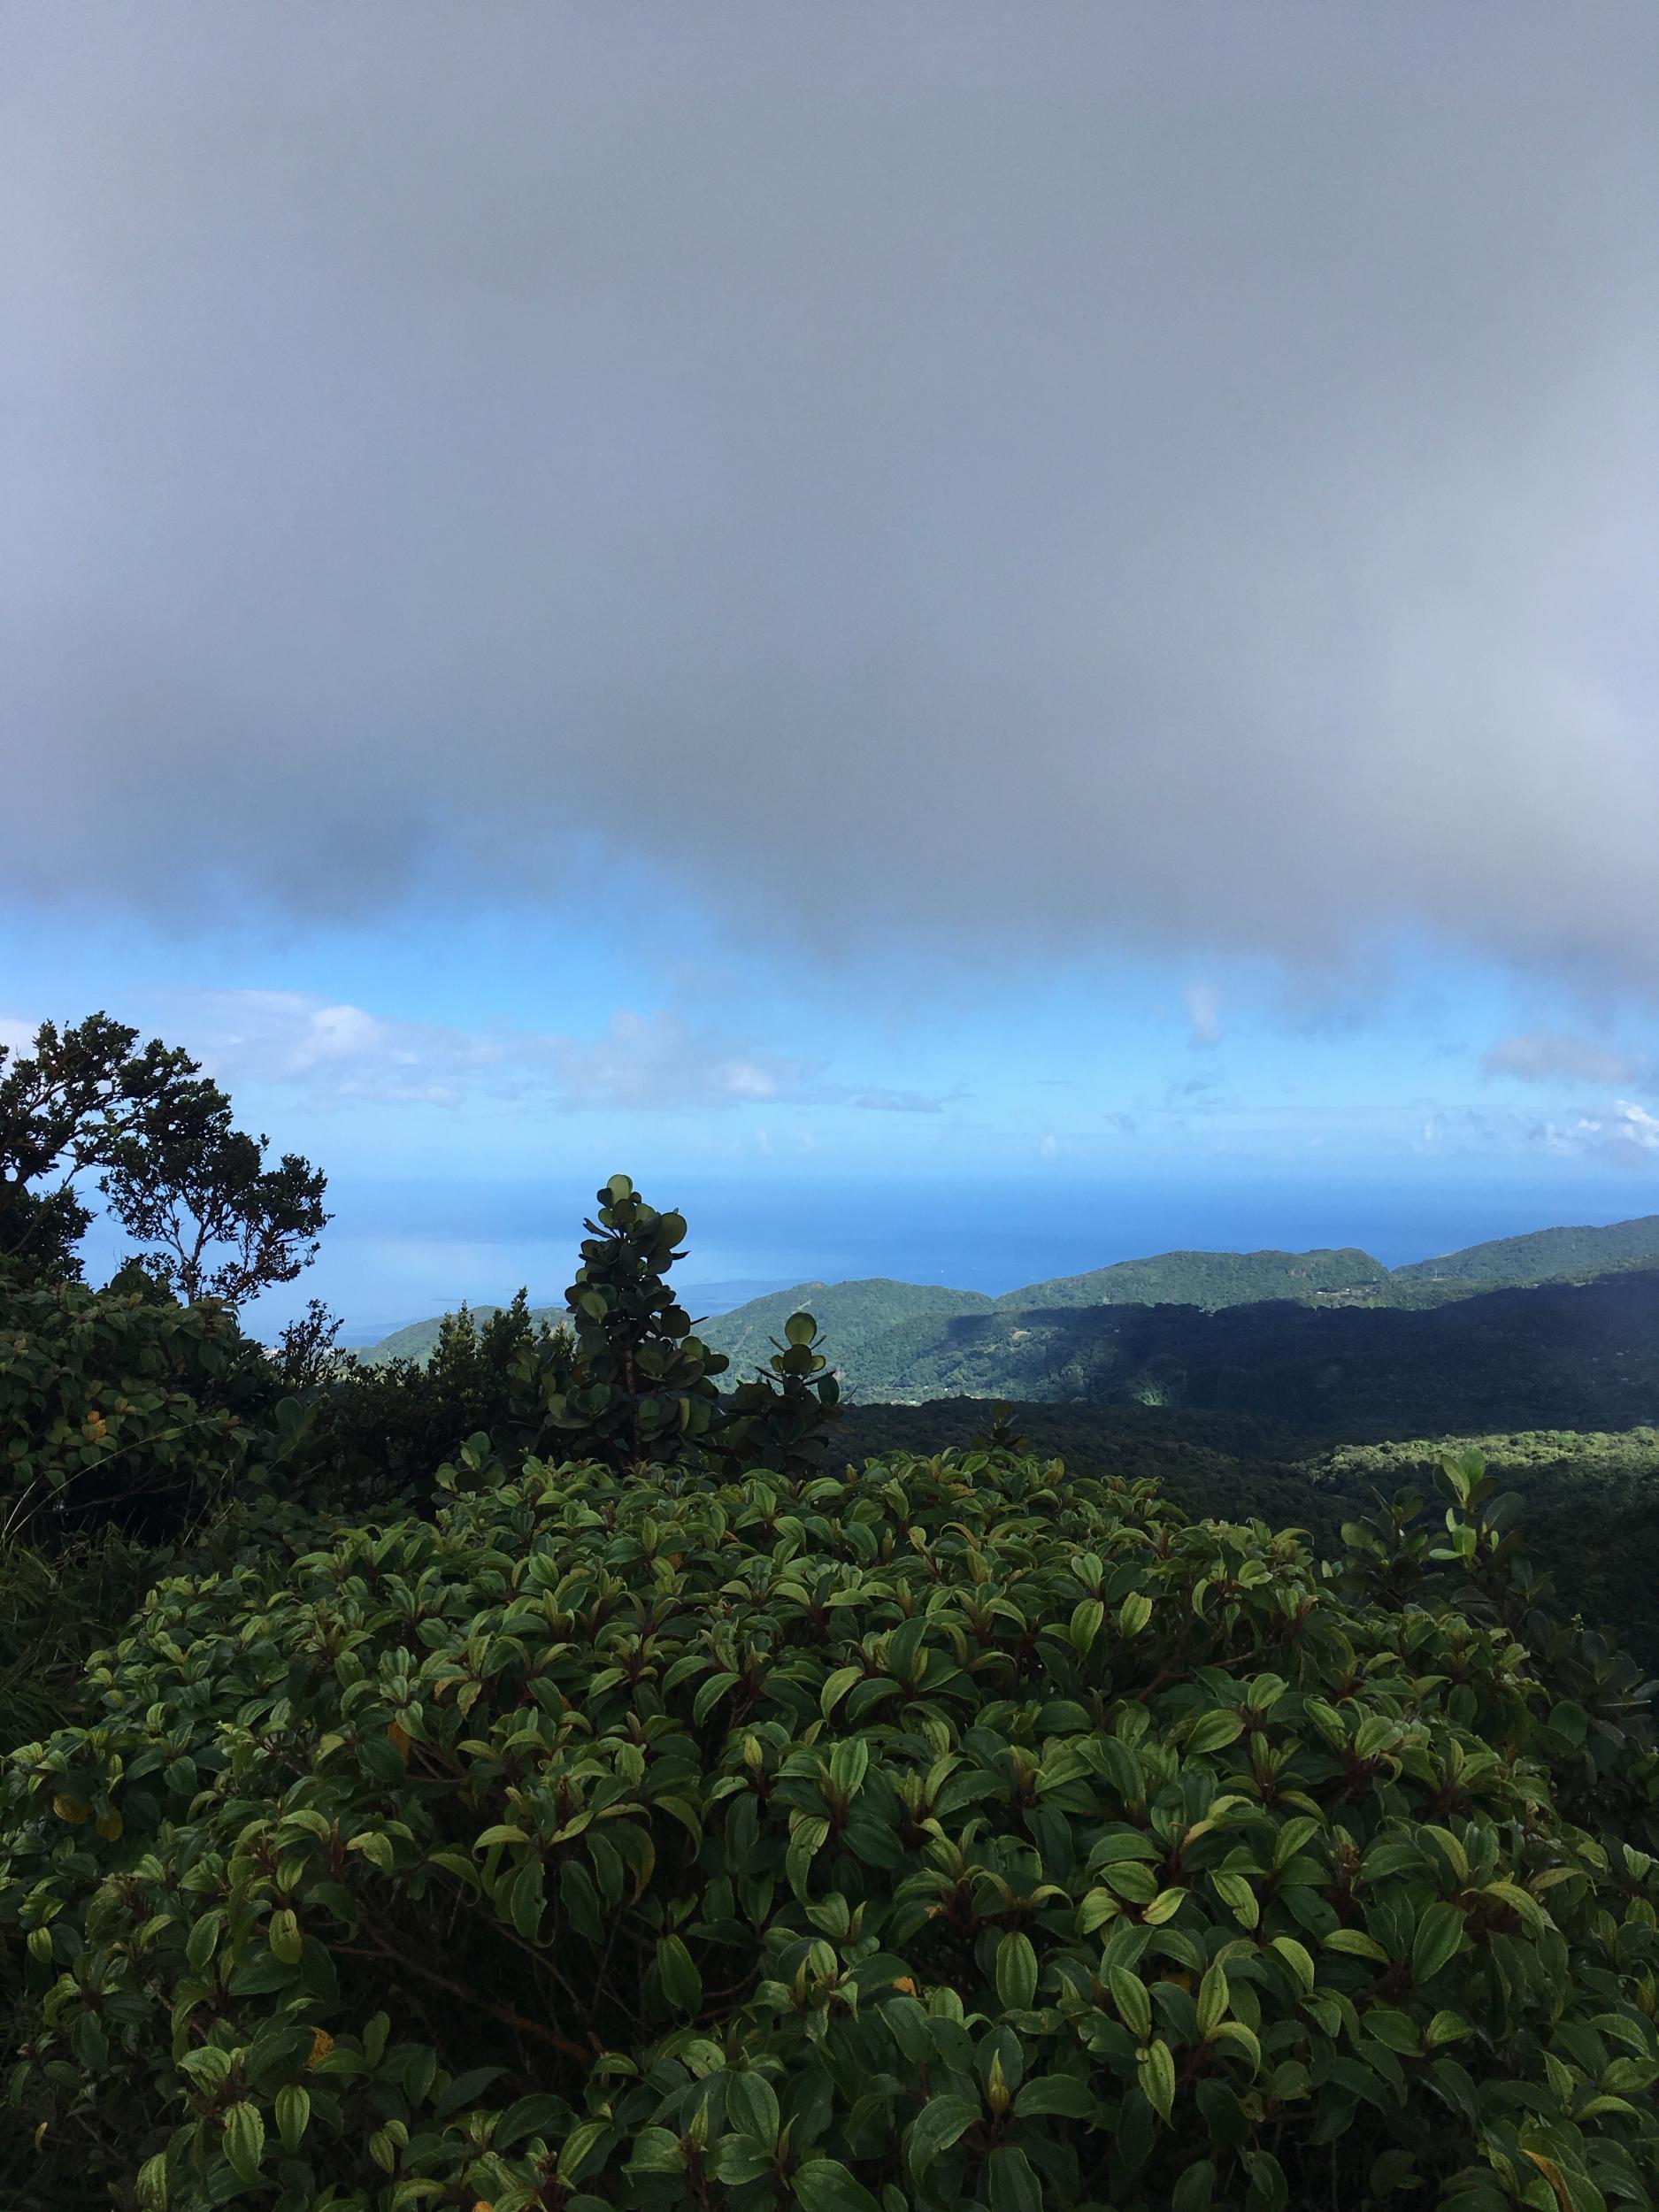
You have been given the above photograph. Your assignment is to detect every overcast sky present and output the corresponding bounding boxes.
[4,4,1655,1326]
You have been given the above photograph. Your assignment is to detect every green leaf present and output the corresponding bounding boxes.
[275,2083,310,2154]
[222,2101,265,2185]
[693,1671,739,1725]
[1187,1709,1245,1757]
[625,2128,685,2176]
[434,2064,508,2118]
[657,1932,703,2015]
[1548,1700,1588,1747]
[1173,2160,1217,2212]
[136,2152,169,2212]
[1212,1872,1259,1928]
[1196,1959,1230,2038]
[995,1930,1039,2011]
[794,2157,882,2212]
[987,2146,1044,2212]
[726,2071,781,2150]
[1325,1927,1390,1962]
[1411,1901,1466,1986]
[508,1856,545,1942]
[557,2121,611,2185]
[1013,2072,1097,2119]
[1140,2038,1177,2122]
[1110,1965,1153,2041]
[1364,2007,1421,2055]
[1269,1935,1315,1995]
[1211,2021,1262,2071]
[1481,1880,1548,1937]
[820,1667,863,1719]
[903,2093,980,2178]
[267,1908,303,1964]
[185,1909,224,1975]
[1071,1597,1105,1654]
[1118,1590,1153,1637]
[495,2093,568,2150]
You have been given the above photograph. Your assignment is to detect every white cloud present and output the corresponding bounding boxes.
[1540,1099,1659,1168]
[184,991,962,1118]
[1418,1095,1659,1170]
[546,1010,823,1112]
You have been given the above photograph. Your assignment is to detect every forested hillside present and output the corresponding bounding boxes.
[1397,1212,1659,1286]
[996,1244,1391,1310]
[698,1275,993,1371]
[365,1214,1659,1393]
[818,1269,1659,1425]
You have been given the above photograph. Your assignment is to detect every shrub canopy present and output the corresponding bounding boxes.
[0,1274,280,1545]
[4,1448,1657,2212]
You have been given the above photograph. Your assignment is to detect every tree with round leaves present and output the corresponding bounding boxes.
[520,1173,730,1472]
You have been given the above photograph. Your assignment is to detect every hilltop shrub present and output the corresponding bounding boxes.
[299,1297,570,1507]
[715,1310,843,1477]
[516,1175,729,1472]
[0,1274,280,1545]
[4,1450,1657,2212]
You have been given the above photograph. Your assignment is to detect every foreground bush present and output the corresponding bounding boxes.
[0,1274,280,1546]
[3,1450,1657,2211]
[0,1532,177,1748]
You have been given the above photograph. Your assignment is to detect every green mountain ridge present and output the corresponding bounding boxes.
[359,1212,1659,1392]
[696,1276,994,1372]
[995,1243,1390,1310]
[1395,1211,1659,1283]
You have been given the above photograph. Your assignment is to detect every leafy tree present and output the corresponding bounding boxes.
[102,1110,328,1307]
[0,1013,222,1283]
[273,1296,346,1391]
[427,1289,558,1451]
[0,1011,327,1310]
[520,1172,729,1471]
[717,1308,843,1475]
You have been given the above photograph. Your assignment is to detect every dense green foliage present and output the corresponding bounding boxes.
[837,1408,1659,1673]
[363,1308,568,1371]
[0,1274,280,1546]
[999,1248,1392,1312]
[5,1441,1659,2212]
[718,1312,844,1478]
[0,1534,176,1750]
[7,1167,1659,2209]
[298,1297,568,1506]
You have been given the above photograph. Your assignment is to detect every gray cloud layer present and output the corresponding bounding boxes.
[1482,1032,1648,1088]
[4,4,1655,985]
